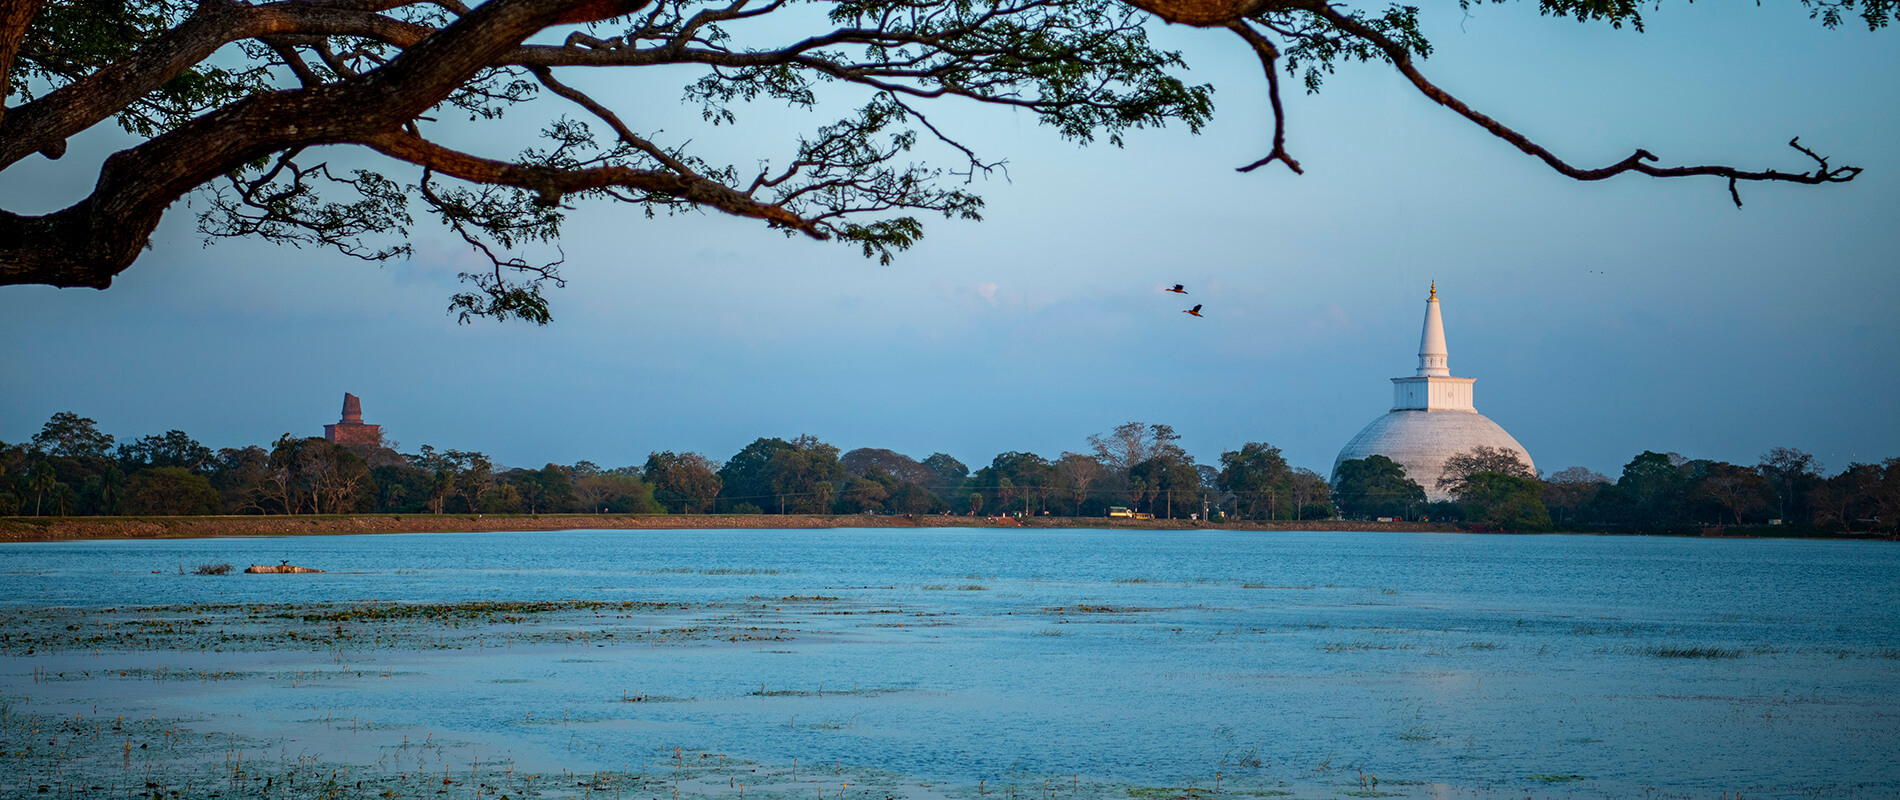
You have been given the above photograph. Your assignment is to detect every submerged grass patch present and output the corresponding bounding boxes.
[1649,645,1744,659]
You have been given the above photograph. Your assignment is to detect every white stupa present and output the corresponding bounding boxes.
[1332,284,1534,501]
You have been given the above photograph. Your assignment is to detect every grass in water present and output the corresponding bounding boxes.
[1650,645,1743,659]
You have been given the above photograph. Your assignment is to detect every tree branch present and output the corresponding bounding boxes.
[1307,1,1861,204]
[364,129,824,236]
[1228,20,1300,174]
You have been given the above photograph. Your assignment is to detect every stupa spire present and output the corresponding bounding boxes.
[1417,283,1449,377]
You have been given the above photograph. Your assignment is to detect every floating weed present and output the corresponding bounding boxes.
[1322,641,1416,653]
[1459,641,1500,651]
[1594,644,1743,659]
[1526,774,1590,783]
[1649,646,1743,659]
[1569,622,1649,636]
[1125,786,1207,798]
[958,585,988,591]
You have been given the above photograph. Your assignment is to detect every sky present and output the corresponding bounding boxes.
[2,3,1897,478]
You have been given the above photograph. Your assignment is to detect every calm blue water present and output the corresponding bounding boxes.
[4,529,1896,799]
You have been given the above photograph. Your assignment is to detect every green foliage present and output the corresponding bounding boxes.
[116,430,212,473]
[1456,472,1551,530]
[1129,453,1199,519]
[32,412,115,460]
[1332,455,1426,519]
[124,467,222,516]
[923,453,970,487]
[717,437,796,512]
[644,451,723,513]
[1219,442,1290,519]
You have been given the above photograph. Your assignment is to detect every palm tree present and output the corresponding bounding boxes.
[29,461,55,516]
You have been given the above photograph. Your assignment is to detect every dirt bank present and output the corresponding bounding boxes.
[0,514,1462,542]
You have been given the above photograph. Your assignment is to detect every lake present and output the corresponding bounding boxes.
[2,528,1896,799]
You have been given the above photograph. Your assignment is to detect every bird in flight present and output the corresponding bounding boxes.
[1168,284,1187,294]
[1183,304,1203,318]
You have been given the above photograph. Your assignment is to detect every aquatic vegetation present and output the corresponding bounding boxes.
[1648,646,1744,659]
[1525,774,1590,782]
[191,562,234,576]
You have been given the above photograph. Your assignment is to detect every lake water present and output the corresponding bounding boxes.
[3,528,1896,799]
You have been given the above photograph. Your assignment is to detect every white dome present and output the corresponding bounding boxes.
[1332,409,1535,502]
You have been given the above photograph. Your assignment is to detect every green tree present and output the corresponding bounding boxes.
[1612,451,1692,527]
[1055,452,1105,515]
[717,438,796,512]
[763,435,845,514]
[1332,455,1426,519]
[117,430,213,473]
[973,451,1057,514]
[1129,450,1199,519]
[1758,447,1824,523]
[370,463,436,513]
[887,482,948,514]
[842,448,937,487]
[210,445,271,514]
[644,451,723,513]
[1541,466,1608,525]
[1693,461,1771,525]
[1218,442,1290,519]
[922,453,969,491]
[124,466,222,515]
[1436,445,1535,497]
[31,412,114,459]
[27,458,55,515]
[1456,472,1551,530]
[573,473,661,513]
[836,476,891,514]
[1286,467,1333,521]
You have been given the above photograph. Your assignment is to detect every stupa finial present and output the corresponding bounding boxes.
[1429,281,1437,301]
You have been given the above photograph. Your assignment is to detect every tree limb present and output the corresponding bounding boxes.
[1307,1,1861,204]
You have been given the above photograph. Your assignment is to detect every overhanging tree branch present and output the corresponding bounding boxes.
[1306,1,1862,205]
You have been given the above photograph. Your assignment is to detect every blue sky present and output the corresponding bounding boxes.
[2,2,1896,477]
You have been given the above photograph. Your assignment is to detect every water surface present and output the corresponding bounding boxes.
[2,528,1894,799]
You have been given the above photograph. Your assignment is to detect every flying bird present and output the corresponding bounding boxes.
[1184,304,1203,318]
[1167,284,1187,294]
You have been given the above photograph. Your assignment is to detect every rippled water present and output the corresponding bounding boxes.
[4,528,1896,799]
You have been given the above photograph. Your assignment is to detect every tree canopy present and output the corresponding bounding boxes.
[1,0,1888,320]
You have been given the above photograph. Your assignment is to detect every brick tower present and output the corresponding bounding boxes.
[323,393,383,448]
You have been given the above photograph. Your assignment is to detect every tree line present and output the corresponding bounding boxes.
[4,412,1896,535]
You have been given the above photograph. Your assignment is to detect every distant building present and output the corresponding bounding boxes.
[1332,285,1534,502]
[323,393,383,449]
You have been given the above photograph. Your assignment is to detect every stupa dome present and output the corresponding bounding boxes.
[1332,285,1533,501]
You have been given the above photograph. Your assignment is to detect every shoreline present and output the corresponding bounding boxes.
[1,513,1886,543]
[0,513,1456,542]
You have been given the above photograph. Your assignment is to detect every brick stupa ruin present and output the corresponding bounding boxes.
[323,393,383,449]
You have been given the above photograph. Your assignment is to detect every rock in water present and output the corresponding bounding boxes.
[244,564,324,574]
